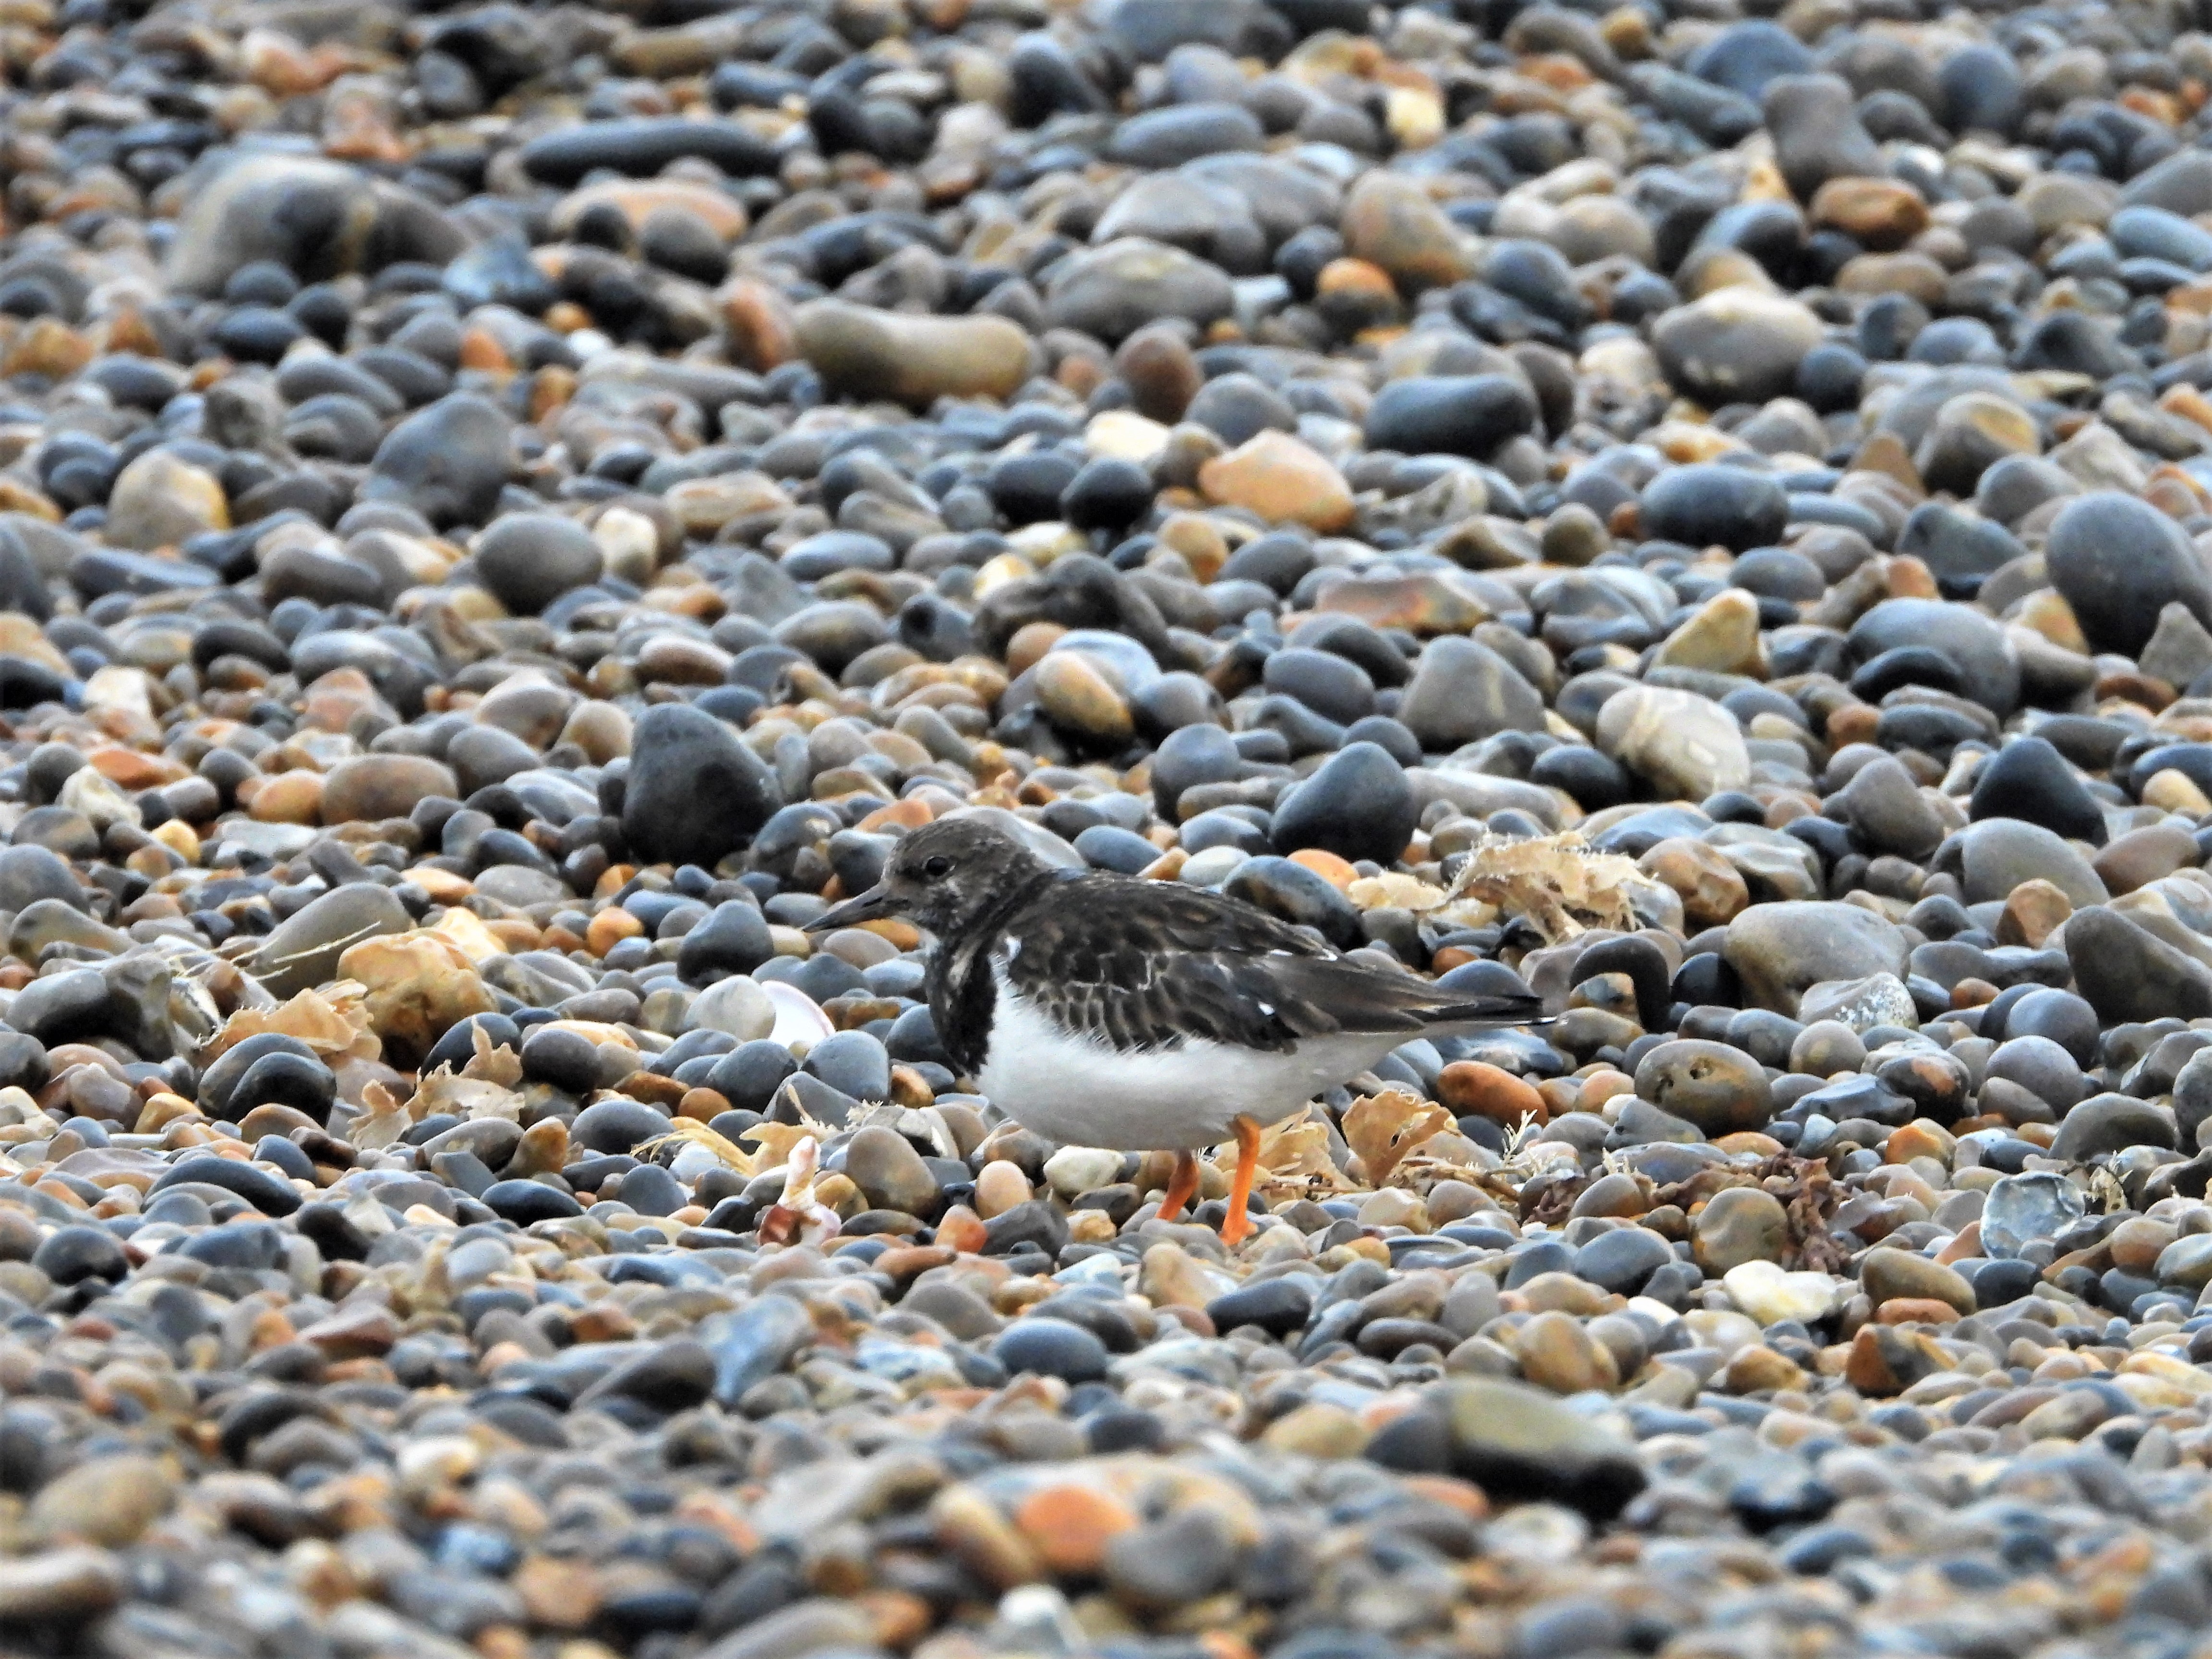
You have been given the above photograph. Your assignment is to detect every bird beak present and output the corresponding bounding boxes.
[805,883,894,933]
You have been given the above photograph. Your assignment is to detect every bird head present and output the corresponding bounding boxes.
[803,817,1045,939]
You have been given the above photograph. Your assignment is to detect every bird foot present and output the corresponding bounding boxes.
[1155,1148,1201,1225]
[1219,1115,1262,1249]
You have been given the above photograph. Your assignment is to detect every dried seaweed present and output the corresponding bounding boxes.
[636,1116,758,1173]
[1342,1088,1455,1187]
[203,983,379,1066]
[638,1085,835,1181]
[410,1022,527,1122]
[348,1080,412,1150]
[1448,830,1653,943]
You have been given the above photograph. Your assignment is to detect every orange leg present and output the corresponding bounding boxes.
[1220,1115,1262,1248]
[1156,1149,1201,1225]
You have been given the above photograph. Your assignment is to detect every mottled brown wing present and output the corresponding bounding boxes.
[1003,876,1539,1053]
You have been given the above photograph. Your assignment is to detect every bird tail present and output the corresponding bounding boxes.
[1418,991,1551,1032]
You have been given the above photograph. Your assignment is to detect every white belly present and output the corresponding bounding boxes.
[974,982,1402,1150]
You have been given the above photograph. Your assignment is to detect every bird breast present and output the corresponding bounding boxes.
[973,977,1401,1150]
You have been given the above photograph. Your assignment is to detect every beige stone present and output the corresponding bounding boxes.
[1198,431,1354,531]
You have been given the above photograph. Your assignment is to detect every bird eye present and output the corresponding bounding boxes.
[920,855,953,880]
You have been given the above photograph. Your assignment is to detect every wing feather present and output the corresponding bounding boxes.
[1001,874,1541,1053]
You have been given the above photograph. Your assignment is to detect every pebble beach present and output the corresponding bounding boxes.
[19,0,2212,1656]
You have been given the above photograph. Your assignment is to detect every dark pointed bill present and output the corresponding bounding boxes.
[804,884,894,933]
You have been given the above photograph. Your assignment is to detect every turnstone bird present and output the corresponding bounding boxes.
[805,817,1544,1245]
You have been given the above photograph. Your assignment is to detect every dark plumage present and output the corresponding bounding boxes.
[950,868,1537,1067]
[806,816,1544,1244]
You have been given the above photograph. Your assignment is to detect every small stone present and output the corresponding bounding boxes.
[473,513,604,614]
[1046,238,1235,342]
[1796,973,1917,1032]
[1635,1039,1773,1136]
[842,1126,940,1214]
[1012,1482,1139,1575]
[994,1318,1109,1383]
[1640,466,1789,553]
[168,156,461,295]
[517,117,776,185]
[1860,1246,1974,1314]
[1397,636,1545,750]
[1915,396,2039,495]
[1435,1378,1647,1521]
[1438,1060,1547,1127]
[1652,289,1826,405]
[2140,601,2212,688]
[1206,1276,1315,1337]
[30,1223,127,1285]
[1724,902,1909,1014]
[622,703,782,869]
[362,394,512,529]
[1955,820,2107,907]
[0,1547,125,1624]
[2046,491,2212,657]
[668,902,769,986]
[1104,1505,1238,1611]
[104,451,228,551]
[2093,824,2199,896]
[709,1295,815,1406]
[2049,1092,2179,1161]
[1271,742,1419,864]
[974,1160,1034,1219]
[253,882,411,1000]
[1262,1401,1371,1458]
[1969,737,2106,845]
[1043,1145,1122,1200]
[1640,838,1750,929]
[1597,686,1751,801]
[1341,172,1473,290]
[2065,904,2212,1024]
[319,755,458,823]
[1763,73,1882,202]
[1515,1310,1618,1394]
[691,975,774,1040]
[1575,1228,1671,1295]
[1725,1344,1806,1393]
[1848,599,2022,717]
[1723,1260,1843,1326]
[795,300,1033,409]
[1692,1186,1791,1271]
[1197,431,1354,531]
[695,1600,875,1659]
[1364,375,1539,459]
[1839,757,1944,860]
[1653,589,1764,674]
[1033,650,1134,746]
[27,1455,176,1546]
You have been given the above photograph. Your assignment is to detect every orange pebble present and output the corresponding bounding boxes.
[677,1088,728,1123]
[485,918,541,951]
[1011,1482,1139,1575]
[936,1203,986,1254]
[857,797,934,834]
[1288,848,1358,890]
[586,907,643,956]
[1437,1060,1546,1126]
[1004,621,1066,678]
[1580,1070,1635,1109]
[248,771,324,825]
